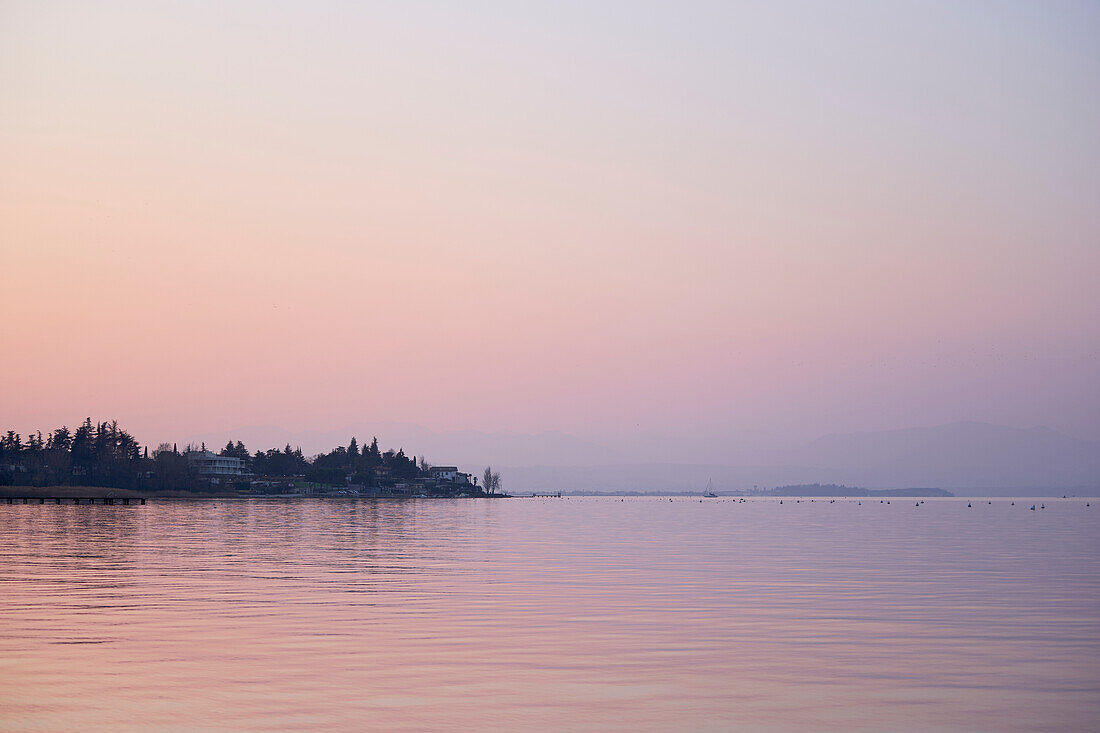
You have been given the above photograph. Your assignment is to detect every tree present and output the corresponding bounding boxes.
[482,466,501,495]
[71,419,95,477]
[154,447,191,491]
[220,441,250,460]
[2,431,22,454]
[48,427,72,452]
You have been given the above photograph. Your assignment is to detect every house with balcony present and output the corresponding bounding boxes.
[186,450,246,478]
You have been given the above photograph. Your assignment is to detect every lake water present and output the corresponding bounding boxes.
[1,497,1097,731]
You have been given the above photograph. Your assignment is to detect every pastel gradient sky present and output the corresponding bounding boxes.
[2,1,1099,447]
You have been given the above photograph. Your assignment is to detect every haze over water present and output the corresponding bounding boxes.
[2,497,1097,731]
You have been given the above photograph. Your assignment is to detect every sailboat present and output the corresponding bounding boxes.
[704,478,718,498]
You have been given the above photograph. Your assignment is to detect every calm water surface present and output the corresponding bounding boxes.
[1,497,1098,731]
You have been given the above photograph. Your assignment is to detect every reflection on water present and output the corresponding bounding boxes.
[1,497,1098,731]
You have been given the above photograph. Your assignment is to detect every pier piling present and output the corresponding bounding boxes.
[3,495,147,506]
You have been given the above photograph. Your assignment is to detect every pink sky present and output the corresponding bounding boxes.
[2,2,1098,447]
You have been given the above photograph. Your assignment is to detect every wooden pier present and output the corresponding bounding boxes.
[4,497,146,505]
[530,492,563,498]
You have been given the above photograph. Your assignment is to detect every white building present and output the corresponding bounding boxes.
[428,466,472,485]
[186,450,245,477]
[429,466,459,482]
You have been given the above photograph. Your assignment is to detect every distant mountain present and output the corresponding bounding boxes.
[471,463,852,494]
[481,422,1099,495]
[779,422,1100,492]
[187,420,1100,495]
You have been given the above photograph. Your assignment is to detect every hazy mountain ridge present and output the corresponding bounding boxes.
[187,421,1099,494]
[783,422,1100,490]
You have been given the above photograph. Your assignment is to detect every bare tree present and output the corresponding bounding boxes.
[482,467,502,495]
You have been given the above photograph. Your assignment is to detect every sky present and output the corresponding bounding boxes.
[2,1,1099,451]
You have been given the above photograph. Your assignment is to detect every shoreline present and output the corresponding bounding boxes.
[0,486,509,500]
[0,486,241,499]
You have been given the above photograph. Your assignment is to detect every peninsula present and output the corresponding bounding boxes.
[0,419,502,498]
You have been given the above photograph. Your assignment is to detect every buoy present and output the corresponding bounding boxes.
[1030,505,1036,511]
[968,502,972,508]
